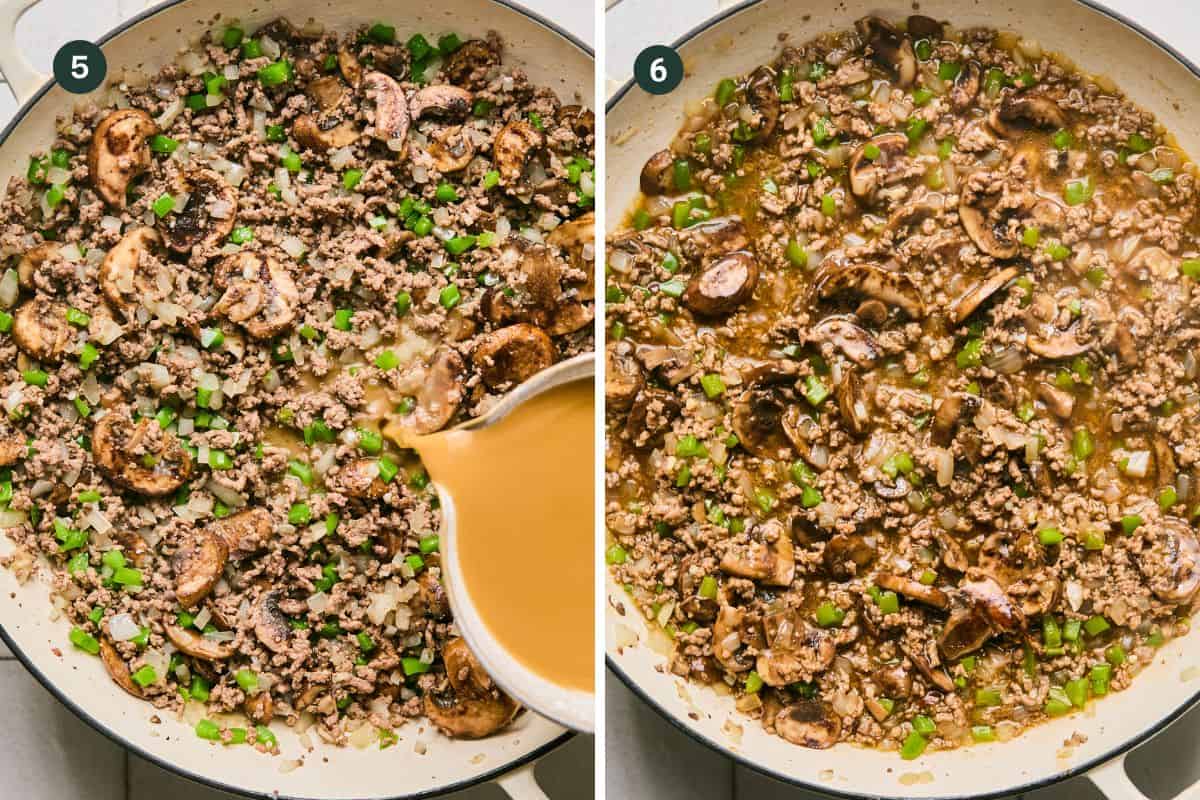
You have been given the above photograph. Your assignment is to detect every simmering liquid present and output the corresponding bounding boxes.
[400,379,594,692]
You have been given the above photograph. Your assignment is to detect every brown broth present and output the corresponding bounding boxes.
[403,379,595,692]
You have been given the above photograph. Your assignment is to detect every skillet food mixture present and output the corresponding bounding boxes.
[606,14,1200,757]
[0,18,593,750]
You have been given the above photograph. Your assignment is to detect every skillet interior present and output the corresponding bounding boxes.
[0,1,591,798]
[604,1,1200,797]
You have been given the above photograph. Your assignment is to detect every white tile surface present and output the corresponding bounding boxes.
[0,2,592,799]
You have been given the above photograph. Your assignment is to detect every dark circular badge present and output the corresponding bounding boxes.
[53,41,107,94]
[633,45,684,96]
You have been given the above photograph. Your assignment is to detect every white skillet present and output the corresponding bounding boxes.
[605,2,1200,798]
[0,0,592,797]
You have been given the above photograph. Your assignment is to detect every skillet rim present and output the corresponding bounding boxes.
[603,0,1200,796]
[0,0,592,797]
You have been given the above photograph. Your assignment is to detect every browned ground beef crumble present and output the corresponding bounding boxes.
[0,17,593,751]
[605,15,1200,756]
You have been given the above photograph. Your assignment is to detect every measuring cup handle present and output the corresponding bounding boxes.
[496,764,551,800]
[0,0,47,104]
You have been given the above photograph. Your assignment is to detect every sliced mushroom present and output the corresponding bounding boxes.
[338,46,363,86]
[720,520,795,586]
[950,61,981,110]
[1036,381,1075,419]
[294,114,359,152]
[757,616,835,686]
[244,692,275,725]
[677,556,718,623]
[427,125,476,173]
[813,263,925,318]
[16,242,60,290]
[905,14,944,39]
[415,570,451,620]
[212,251,299,339]
[823,533,875,579]
[848,133,910,200]
[935,529,970,572]
[742,66,781,142]
[939,576,1025,660]
[635,345,698,386]
[93,412,192,496]
[0,433,23,467]
[166,623,235,660]
[811,316,881,367]
[1137,517,1200,604]
[1025,323,1095,360]
[622,387,681,449]
[12,297,73,362]
[423,638,520,739]
[493,120,545,191]
[557,105,595,142]
[856,16,917,88]
[254,591,291,654]
[931,393,979,447]
[959,197,1018,260]
[99,639,143,698]
[874,663,913,698]
[731,362,800,460]
[606,342,643,411]
[988,94,1067,138]
[950,266,1020,325]
[838,371,870,437]
[409,85,473,121]
[472,323,555,389]
[88,109,157,209]
[712,605,755,673]
[875,573,949,609]
[172,527,229,608]
[210,507,274,560]
[159,169,238,255]
[364,71,410,148]
[774,701,841,749]
[899,640,956,692]
[100,226,169,317]
[398,348,466,435]
[682,251,759,316]
[639,149,674,196]
[442,39,501,90]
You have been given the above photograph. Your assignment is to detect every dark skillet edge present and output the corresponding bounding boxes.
[0,0,589,798]
[604,0,1200,796]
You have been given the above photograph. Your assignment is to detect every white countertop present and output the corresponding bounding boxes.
[0,1,593,798]
[604,0,1200,798]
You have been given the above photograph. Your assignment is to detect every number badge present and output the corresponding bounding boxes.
[53,41,107,94]
[634,45,684,96]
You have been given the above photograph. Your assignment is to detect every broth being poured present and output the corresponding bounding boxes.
[393,378,595,693]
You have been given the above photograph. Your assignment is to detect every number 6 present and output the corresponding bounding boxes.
[650,57,667,83]
[71,54,88,80]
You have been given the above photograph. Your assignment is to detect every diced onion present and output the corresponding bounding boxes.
[0,269,18,308]
[109,613,141,642]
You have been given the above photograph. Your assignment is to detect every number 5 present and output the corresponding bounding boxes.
[71,54,89,80]
[650,57,667,83]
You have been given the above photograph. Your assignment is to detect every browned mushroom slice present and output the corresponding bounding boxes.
[677,556,718,623]
[757,615,835,686]
[1025,323,1095,360]
[294,115,359,152]
[0,432,24,467]
[899,640,956,692]
[1036,381,1075,419]
[811,316,881,367]
[681,217,750,258]
[93,412,192,496]
[427,125,476,173]
[874,662,913,698]
[16,242,60,290]
[472,323,555,389]
[935,529,970,572]
[12,297,73,362]
[731,362,800,460]
[409,85,473,121]
[244,692,275,725]
[172,527,228,608]
[210,507,274,560]
[848,133,910,201]
[875,573,949,609]
[939,576,1025,660]
[988,94,1067,138]
[364,71,410,149]
[1136,517,1200,604]
[682,251,758,316]
[166,623,236,660]
[99,638,143,698]
[856,16,917,88]
[254,591,291,653]
[823,534,875,579]
[100,227,164,315]
[88,109,157,209]
[635,345,698,386]
[958,197,1018,260]
[338,46,363,86]
[950,61,981,110]
[415,570,451,619]
[712,605,755,673]
[493,120,546,191]
[442,39,501,89]
[622,388,681,448]
[639,149,674,196]
[949,266,1020,325]
[213,251,299,339]
[557,105,595,141]
[331,457,390,499]
[159,169,238,255]
[743,66,781,142]
[720,520,795,586]
[931,393,979,447]
[838,371,870,437]
[423,638,520,739]
[813,263,925,318]
[399,348,466,435]
[605,343,643,411]
[546,212,595,297]
[774,701,842,749]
